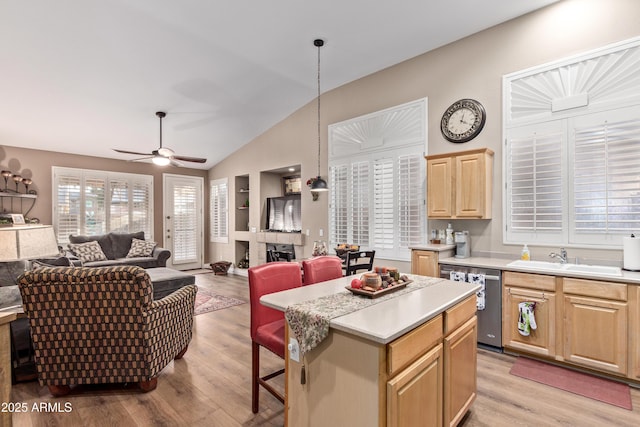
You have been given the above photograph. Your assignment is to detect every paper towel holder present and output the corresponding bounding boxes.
[623,233,640,272]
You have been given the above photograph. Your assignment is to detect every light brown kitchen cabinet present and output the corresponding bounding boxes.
[631,285,640,380]
[443,311,477,427]
[563,278,628,375]
[502,270,640,384]
[426,156,453,217]
[426,148,493,219]
[387,343,443,427]
[502,271,557,357]
[411,248,454,277]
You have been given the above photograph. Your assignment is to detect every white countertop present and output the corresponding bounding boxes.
[260,274,480,344]
[438,256,640,285]
[410,244,456,252]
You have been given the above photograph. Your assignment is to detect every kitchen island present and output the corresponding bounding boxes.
[261,274,480,427]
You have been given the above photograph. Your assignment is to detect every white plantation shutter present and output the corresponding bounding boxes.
[351,161,370,246]
[109,179,129,233]
[329,165,348,245]
[53,167,153,244]
[210,178,228,243]
[172,183,198,262]
[84,176,106,236]
[373,158,394,250]
[398,154,423,249]
[571,111,640,245]
[506,123,564,244]
[54,174,82,242]
[132,181,152,236]
[328,98,427,260]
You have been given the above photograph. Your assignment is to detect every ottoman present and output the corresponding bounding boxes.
[146,267,196,300]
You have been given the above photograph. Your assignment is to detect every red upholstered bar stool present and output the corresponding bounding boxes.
[248,261,302,413]
[302,256,344,285]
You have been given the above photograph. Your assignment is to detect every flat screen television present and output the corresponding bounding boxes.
[265,195,301,232]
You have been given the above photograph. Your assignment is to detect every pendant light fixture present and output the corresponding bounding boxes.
[310,38,328,192]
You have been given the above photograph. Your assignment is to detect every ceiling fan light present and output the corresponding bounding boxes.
[152,156,171,166]
[157,147,174,157]
[310,176,328,192]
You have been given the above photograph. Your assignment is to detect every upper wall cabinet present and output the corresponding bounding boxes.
[426,148,493,219]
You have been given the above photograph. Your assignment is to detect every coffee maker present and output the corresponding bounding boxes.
[454,231,471,258]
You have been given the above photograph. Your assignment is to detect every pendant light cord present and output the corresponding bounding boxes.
[316,40,324,177]
[316,39,323,178]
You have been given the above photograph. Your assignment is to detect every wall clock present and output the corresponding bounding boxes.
[440,99,486,143]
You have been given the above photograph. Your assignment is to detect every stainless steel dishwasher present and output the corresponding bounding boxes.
[439,264,502,351]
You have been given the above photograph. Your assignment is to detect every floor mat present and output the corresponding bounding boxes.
[194,287,245,315]
[510,357,632,410]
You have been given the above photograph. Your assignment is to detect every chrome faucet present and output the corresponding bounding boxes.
[549,248,568,264]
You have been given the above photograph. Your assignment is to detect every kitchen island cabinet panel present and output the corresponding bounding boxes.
[444,316,477,427]
[388,315,442,376]
[387,343,443,427]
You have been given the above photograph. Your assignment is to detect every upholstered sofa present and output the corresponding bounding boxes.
[17,265,197,396]
[66,231,170,268]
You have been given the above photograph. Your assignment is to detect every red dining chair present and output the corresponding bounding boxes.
[302,256,344,285]
[248,261,302,413]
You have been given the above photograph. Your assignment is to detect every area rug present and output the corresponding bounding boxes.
[509,357,632,410]
[194,287,245,316]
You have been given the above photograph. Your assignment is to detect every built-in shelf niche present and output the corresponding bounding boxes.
[235,175,250,232]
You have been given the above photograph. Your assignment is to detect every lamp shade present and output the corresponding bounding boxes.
[310,176,328,192]
[0,225,59,261]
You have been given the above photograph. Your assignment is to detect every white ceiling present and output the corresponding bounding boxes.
[0,0,559,170]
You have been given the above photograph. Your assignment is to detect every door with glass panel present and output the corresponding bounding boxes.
[163,174,204,270]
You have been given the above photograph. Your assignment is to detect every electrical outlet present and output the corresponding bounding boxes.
[306,229,310,236]
[288,338,300,362]
[319,228,324,237]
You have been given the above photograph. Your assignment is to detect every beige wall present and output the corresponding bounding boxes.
[210,0,640,269]
[0,145,208,258]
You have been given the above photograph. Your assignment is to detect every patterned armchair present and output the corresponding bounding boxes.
[17,265,197,396]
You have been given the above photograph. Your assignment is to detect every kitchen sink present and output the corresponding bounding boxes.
[507,260,622,276]
[562,264,622,276]
[506,260,566,270]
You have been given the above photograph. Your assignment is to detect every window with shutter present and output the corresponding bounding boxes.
[398,154,424,249]
[329,165,348,245]
[53,167,153,244]
[352,161,370,247]
[210,178,229,243]
[373,158,394,250]
[328,98,427,260]
[173,183,198,262]
[503,36,640,248]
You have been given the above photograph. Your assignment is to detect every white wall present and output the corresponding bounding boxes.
[209,0,640,268]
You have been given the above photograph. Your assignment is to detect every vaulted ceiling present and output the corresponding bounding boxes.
[0,0,559,169]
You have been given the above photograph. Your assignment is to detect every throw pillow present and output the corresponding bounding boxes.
[68,241,108,263]
[31,257,73,269]
[126,238,157,258]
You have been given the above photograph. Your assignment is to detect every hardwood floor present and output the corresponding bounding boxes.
[10,271,640,426]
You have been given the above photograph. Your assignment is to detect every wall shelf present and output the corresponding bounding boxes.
[0,192,37,217]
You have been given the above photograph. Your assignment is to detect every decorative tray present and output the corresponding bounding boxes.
[345,280,411,299]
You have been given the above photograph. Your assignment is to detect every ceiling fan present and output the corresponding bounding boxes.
[113,111,207,166]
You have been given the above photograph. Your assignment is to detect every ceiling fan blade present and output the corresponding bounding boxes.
[129,156,154,162]
[171,154,207,163]
[113,148,152,156]
[170,159,184,168]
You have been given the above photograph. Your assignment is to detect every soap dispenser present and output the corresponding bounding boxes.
[521,244,530,261]
[445,223,454,245]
